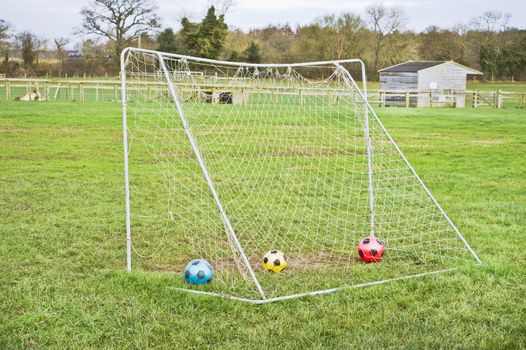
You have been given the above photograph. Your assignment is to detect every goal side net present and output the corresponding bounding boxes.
[120,48,480,303]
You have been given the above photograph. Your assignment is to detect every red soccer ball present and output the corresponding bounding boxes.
[357,236,385,263]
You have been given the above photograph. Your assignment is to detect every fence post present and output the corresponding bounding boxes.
[80,83,84,103]
[473,90,478,108]
[114,84,118,101]
[5,81,9,100]
[405,91,409,108]
[44,82,49,102]
[520,94,525,109]
[495,89,502,109]
[429,91,432,108]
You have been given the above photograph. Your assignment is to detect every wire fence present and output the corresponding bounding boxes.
[0,78,524,109]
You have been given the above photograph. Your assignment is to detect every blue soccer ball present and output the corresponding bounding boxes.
[184,259,214,285]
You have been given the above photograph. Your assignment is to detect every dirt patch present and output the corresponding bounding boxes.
[212,251,353,272]
[0,126,29,133]
[471,139,505,145]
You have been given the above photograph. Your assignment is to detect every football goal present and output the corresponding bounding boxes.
[120,47,481,303]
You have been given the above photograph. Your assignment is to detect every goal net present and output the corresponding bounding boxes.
[120,48,480,303]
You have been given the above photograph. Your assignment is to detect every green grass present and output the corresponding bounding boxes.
[1,101,525,349]
[467,81,526,93]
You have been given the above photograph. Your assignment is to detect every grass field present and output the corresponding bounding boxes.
[0,101,525,348]
[364,81,526,92]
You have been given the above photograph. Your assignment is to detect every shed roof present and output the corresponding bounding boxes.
[379,61,444,73]
[379,61,483,75]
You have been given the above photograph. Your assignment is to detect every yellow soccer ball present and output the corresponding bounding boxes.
[262,250,287,272]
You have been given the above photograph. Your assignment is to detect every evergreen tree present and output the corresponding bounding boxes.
[179,6,228,59]
[16,32,44,69]
[157,28,178,53]
[179,17,200,55]
[243,41,261,63]
[229,50,240,61]
[500,34,526,80]
[480,44,501,81]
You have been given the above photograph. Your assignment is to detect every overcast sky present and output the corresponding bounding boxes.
[1,0,525,47]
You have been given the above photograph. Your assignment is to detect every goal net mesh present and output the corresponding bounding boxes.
[122,49,477,301]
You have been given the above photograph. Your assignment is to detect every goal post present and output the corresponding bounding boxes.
[120,47,480,303]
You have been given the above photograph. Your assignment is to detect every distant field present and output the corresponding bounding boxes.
[365,80,526,91]
[467,81,526,92]
[0,100,524,348]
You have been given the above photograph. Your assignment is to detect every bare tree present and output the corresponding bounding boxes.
[366,3,406,73]
[469,11,512,81]
[54,37,70,76]
[207,0,235,16]
[470,11,511,33]
[318,13,365,60]
[0,19,9,40]
[174,8,194,25]
[79,0,160,61]
[176,0,234,25]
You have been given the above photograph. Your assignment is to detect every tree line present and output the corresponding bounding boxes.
[0,0,525,80]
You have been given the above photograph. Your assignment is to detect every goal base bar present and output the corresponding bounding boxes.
[168,267,460,304]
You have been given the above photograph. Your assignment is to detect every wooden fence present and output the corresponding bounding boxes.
[0,78,122,103]
[0,78,524,109]
[369,89,525,109]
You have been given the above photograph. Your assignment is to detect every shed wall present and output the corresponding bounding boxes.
[417,63,469,107]
[379,72,418,107]
[379,72,418,90]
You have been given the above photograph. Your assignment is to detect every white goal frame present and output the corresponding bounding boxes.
[120,47,481,304]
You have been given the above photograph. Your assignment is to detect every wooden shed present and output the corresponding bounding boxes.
[379,61,482,107]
